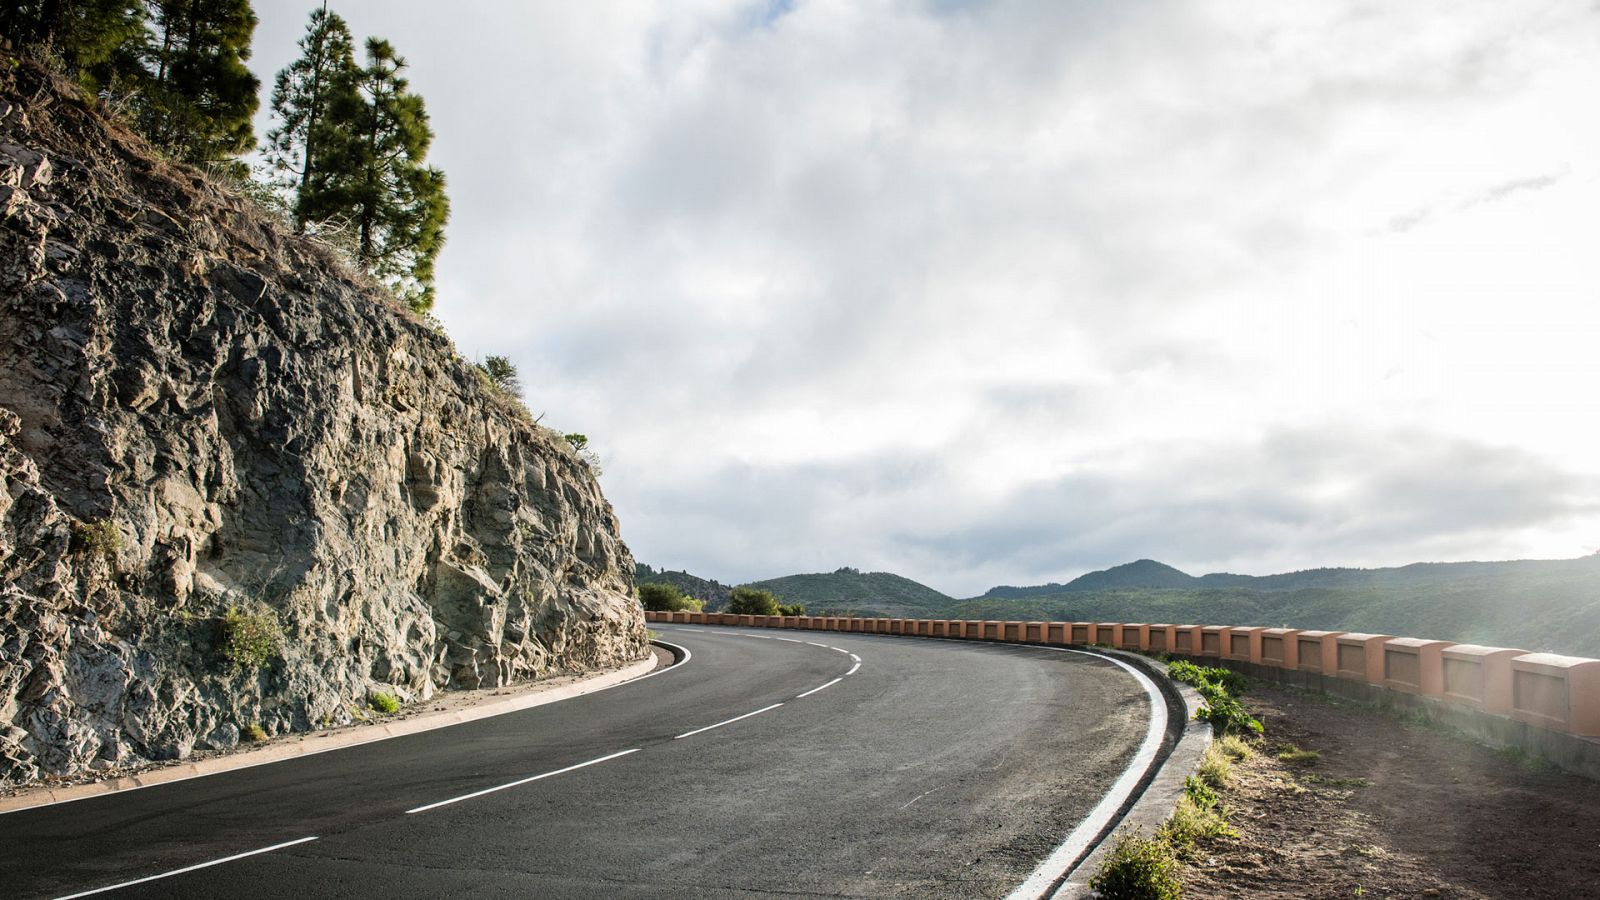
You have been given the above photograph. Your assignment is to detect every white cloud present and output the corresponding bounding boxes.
[250,0,1600,594]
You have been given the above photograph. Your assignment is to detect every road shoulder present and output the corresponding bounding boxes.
[0,650,666,815]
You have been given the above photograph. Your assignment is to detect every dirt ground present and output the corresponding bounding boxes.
[1183,684,1600,899]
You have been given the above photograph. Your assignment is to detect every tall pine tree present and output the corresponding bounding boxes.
[0,1,146,90]
[136,0,259,168]
[264,5,361,230]
[345,38,449,313]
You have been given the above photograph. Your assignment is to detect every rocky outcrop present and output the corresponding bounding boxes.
[0,60,646,784]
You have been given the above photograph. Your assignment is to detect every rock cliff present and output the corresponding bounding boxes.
[0,59,646,784]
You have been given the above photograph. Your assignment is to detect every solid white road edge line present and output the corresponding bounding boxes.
[52,836,320,900]
[845,662,861,676]
[673,703,784,740]
[1004,648,1169,900]
[795,678,842,699]
[849,653,860,662]
[5,644,687,819]
[406,748,641,814]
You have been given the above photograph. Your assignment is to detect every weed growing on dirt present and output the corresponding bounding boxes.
[242,723,268,742]
[369,691,400,714]
[1277,744,1321,765]
[1089,830,1182,900]
[1168,660,1263,735]
[1215,734,1254,760]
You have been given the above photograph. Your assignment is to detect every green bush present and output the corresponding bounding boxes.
[72,519,122,560]
[243,723,268,742]
[218,606,281,673]
[1089,831,1183,900]
[1168,661,1262,735]
[638,583,704,612]
[369,691,400,714]
[727,587,781,616]
[778,602,806,616]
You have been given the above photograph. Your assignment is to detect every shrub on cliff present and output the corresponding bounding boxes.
[218,605,281,673]
[727,587,781,616]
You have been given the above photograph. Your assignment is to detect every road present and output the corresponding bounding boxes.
[1,625,1162,899]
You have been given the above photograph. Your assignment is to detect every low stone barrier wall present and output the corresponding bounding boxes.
[645,610,1600,776]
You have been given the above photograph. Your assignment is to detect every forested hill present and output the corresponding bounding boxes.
[635,564,734,611]
[955,555,1600,658]
[743,568,955,617]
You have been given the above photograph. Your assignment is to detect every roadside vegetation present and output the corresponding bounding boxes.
[1091,665,1262,897]
[217,605,281,673]
[638,583,705,613]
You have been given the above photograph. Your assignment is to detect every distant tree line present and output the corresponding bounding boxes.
[1,1,449,313]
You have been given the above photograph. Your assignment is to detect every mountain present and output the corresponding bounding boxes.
[1060,559,1198,591]
[636,563,734,611]
[0,58,644,786]
[744,567,955,617]
[956,556,1600,658]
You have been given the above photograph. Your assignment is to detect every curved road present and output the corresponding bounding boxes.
[1,625,1157,898]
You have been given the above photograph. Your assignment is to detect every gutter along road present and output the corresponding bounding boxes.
[2,625,1159,898]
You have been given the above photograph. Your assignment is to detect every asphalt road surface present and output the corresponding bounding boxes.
[1,625,1158,898]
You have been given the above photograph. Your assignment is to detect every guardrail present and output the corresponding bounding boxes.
[643,611,1600,743]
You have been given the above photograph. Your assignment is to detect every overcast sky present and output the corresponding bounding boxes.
[250,0,1600,596]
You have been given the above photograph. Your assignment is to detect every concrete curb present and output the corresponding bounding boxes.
[1048,650,1211,898]
[0,652,660,816]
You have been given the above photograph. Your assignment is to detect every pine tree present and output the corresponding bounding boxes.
[0,1,145,89]
[264,5,361,231]
[346,38,449,313]
[136,0,260,168]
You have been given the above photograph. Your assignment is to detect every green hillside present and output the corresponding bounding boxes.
[950,555,1600,658]
[635,563,734,611]
[743,567,955,617]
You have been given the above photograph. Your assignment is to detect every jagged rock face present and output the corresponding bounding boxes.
[0,62,646,783]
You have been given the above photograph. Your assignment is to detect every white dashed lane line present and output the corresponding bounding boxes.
[53,837,320,899]
[674,703,785,740]
[796,678,842,699]
[406,748,641,814]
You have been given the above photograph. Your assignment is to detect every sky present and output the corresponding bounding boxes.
[248,0,1600,597]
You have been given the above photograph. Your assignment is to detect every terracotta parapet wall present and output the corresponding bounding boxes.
[1383,638,1453,696]
[1510,654,1600,737]
[1336,633,1391,684]
[1295,631,1343,674]
[1260,628,1300,669]
[645,612,1600,743]
[1226,626,1265,664]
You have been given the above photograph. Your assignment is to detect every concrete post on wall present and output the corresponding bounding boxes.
[1173,625,1201,655]
[1335,633,1391,684]
[1383,638,1453,696]
[1199,626,1227,657]
[1147,624,1175,653]
[1510,653,1600,737]
[1120,623,1148,652]
[1225,626,1265,664]
[1439,644,1523,714]
[1024,622,1046,643]
[1259,628,1301,669]
[1046,622,1068,644]
[1004,621,1024,641]
[1070,622,1092,644]
[1295,631,1343,675]
[1094,623,1120,647]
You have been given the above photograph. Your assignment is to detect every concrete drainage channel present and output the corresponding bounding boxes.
[1030,648,1210,899]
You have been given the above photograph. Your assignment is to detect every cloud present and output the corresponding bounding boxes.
[246,0,1600,594]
